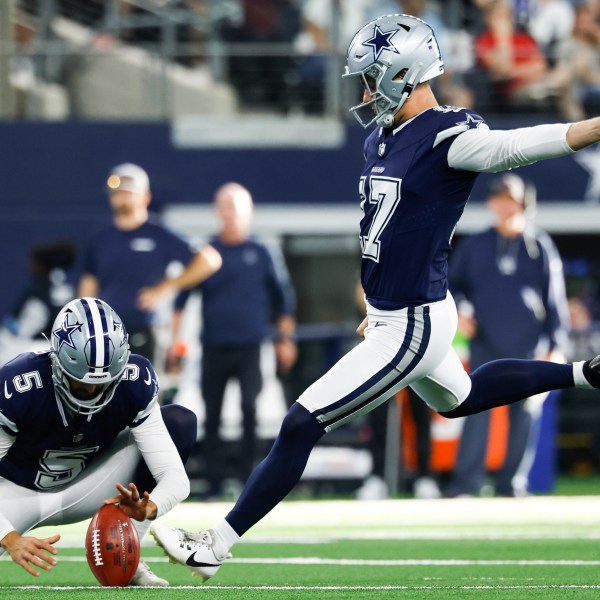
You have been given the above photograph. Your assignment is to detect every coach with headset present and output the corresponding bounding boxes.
[445,174,570,498]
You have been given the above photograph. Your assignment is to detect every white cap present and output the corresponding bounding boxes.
[106,163,150,193]
[490,174,526,205]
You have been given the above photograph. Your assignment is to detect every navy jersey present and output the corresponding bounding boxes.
[197,237,295,346]
[359,107,485,310]
[82,216,195,329]
[0,351,158,491]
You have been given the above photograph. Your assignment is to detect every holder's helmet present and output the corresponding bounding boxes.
[49,297,130,415]
[343,14,444,128]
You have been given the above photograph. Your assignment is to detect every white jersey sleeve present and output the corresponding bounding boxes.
[131,404,190,518]
[447,123,574,173]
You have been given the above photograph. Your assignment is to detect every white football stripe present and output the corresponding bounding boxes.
[87,299,106,370]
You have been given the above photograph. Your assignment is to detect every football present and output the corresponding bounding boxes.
[85,504,140,587]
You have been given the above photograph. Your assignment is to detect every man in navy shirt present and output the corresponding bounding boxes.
[194,182,296,496]
[151,14,600,580]
[0,298,197,586]
[446,174,569,497]
[0,240,75,366]
[79,163,222,362]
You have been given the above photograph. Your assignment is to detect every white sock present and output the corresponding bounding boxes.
[212,518,240,558]
[573,361,593,389]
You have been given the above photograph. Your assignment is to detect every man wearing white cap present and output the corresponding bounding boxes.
[79,163,222,362]
[446,174,570,498]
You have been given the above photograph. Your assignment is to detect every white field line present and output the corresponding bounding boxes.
[27,556,600,566]
[5,585,600,591]
[24,497,600,547]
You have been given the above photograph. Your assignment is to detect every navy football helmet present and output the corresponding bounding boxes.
[49,297,130,415]
[343,14,444,128]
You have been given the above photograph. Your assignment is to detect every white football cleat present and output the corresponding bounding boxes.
[129,559,169,587]
[150,526,225,582]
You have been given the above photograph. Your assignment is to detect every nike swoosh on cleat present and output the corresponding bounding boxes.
[185,554,221,568]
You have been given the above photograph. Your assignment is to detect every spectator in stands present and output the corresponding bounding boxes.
[0,240,75,366]
[551,0,600,120]
[57,0,105,26]
[376,1,475,109]
[293,0,375,114]
[445,174,570,498]
[294,0,472,113]
[117,0,195,66]
[473,0,556,112]
[526,0,575,61]
[192,182,296,498]
[220,0,300,112]
[78,163,222,364]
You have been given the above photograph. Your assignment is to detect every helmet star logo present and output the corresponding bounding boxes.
[53,317,82,351]
[363,25,399,61]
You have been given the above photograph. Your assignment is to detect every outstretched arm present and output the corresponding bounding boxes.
[137,244,222,311]
[448,116,600,173]
[448,122,573,173]
[566,116,600,151]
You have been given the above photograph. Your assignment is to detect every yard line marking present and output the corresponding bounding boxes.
[43,556,600,566]
[5,585,600,591]
[247,531,600,542]
[230,558,600,566]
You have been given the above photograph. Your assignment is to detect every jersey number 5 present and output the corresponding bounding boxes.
[35,447,100,489]
[359,176,401,262]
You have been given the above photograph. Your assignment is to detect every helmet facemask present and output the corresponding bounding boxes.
[345,63,395,129]
[50,353,125,416]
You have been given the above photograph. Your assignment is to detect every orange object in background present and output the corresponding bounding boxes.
[399,389,509,475]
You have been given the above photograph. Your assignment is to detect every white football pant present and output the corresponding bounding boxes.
[298,293,472,430]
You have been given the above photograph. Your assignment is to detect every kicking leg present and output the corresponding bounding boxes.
[226,403,324,534]
[151,402,324,581]
[150,320,426,580]
[441,359,575,418]
[412,346,597,419]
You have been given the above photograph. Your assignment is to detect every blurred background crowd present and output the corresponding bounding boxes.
[6,0,600,122]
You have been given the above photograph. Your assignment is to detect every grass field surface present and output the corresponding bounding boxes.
[2,496,600,599]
